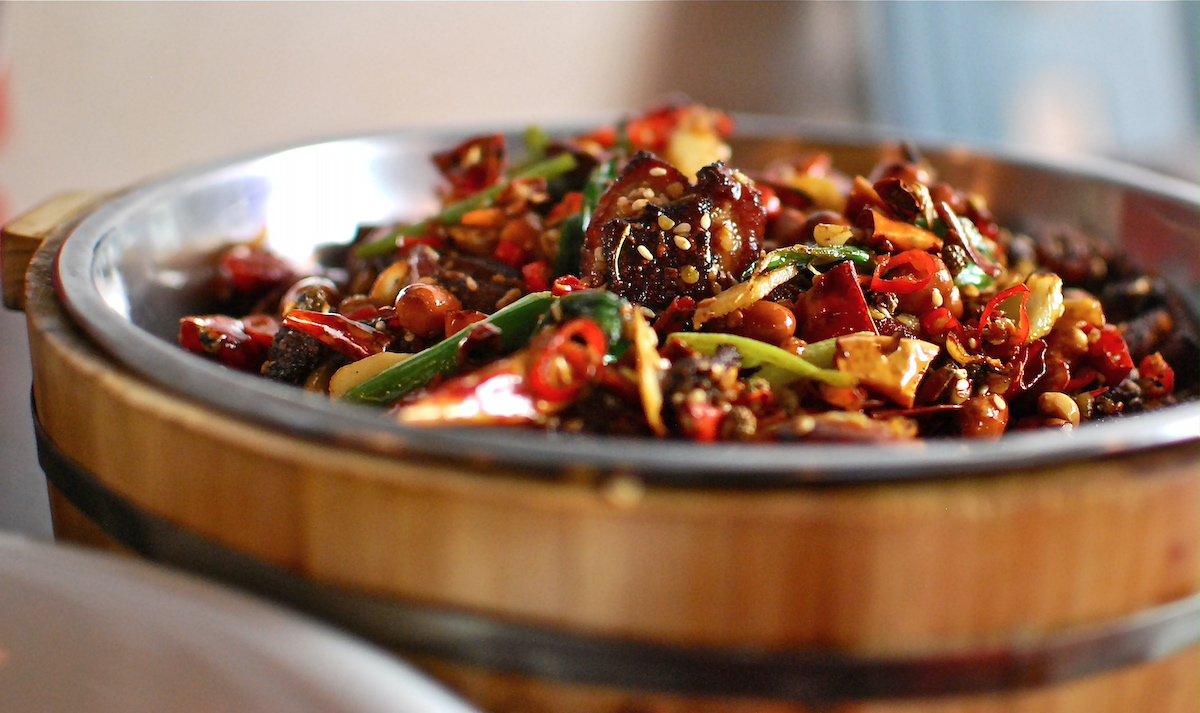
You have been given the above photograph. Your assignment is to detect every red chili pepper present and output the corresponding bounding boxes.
[801,260,878,343]
[545,191,583,228]
[920,306,965,343]
[653,296,697,339]
[756,182,782,221]
[870,249,938,295]
[1138,353,1175,399]
[282,310,392,361]
[551,275,586,296]
[1065,365,1099,392]
[575,125,618,150]
[528,318,607,403]
[522,260,551,293]
[178,314,278,372]
[342,304,384,322]
[978,283,1031,345]
[681,400,724,442]
[625,106,685,152]
[1006,339,1048,397]
[432,134,506,200]
[217,245,294,300]
[493,240,528,269]
[1083,323,1134,385]
[395,234,445,251]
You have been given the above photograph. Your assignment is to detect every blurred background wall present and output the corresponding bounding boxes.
[1,1,1196,537]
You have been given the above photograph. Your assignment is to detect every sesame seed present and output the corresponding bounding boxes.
[641,187,656,199]
[673,235,692,250]
[649,167,668,177]
[637,245,654,261]
[673,223,691,234]
[666,182,684,199]
[657,214,676,230]
[680,265,700,284]
[699,213,712,230]
[465,275,478,291]
[930,289,943,308]
[495,287,522,309]
[733,170,750,185]
[631,198,649,212]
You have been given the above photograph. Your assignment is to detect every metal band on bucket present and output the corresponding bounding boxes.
[33,399,1200,704]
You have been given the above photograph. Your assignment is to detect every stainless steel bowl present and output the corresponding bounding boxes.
[53,116,1200,485]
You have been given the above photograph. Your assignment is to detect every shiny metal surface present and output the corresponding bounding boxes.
[0,533,482,713]
[53,117,1200,483]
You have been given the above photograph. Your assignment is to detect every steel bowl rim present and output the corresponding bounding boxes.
[52,117,1200,486]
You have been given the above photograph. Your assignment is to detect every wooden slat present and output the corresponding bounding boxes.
[2,191,104,310]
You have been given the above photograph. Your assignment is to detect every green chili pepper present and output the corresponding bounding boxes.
[666,332,855,388]
[356,152,578,259]
[342,291,556,405]
[953,261,994,290]
[553,157,618,278]
[742,244,874,280]
[546,289,628,357]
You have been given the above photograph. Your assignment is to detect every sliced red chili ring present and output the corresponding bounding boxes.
[551,275,586,296]
[869,249,938,295]
[528,318,607,403]
[283,310,392,361]
[978,283,1031,344]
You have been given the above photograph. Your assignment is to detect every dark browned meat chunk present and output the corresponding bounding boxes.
[261,327,327,385]
[435,252,524,313]
[581,153,765,313]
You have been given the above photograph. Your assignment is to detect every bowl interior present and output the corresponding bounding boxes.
[53,117,1200,485]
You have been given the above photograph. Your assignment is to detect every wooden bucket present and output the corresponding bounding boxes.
[6,152,1199,712]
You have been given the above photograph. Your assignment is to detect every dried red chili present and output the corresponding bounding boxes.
[178,314,278,372]
[801,260,878,342]
[493,239,528,270]
[1139,352,1175,399]
[282,310,393,361]
[395,234,445,252]
[544,191,583,228]
[1083,323,1134,385]
[216,244,294,300]
[522,260,551,293]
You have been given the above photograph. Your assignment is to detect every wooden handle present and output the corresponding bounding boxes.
[2,191,104,311]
